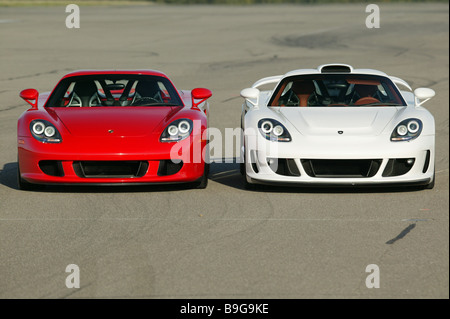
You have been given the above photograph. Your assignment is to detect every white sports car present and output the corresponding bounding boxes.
[239,64,436,189]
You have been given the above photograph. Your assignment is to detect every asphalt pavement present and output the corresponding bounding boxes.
[0,3,448,298]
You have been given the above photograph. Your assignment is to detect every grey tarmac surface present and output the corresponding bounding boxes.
[0,3,448,298]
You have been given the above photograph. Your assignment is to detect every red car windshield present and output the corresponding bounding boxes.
[46,74,183,107]
[268,74,406,107]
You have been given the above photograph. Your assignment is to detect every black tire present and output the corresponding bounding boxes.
[240,162,245,175]
[424,170,435,190]
[243,174,256,190]
[241,145,256,190]
[193,163,209,189]
[17,165,42,191]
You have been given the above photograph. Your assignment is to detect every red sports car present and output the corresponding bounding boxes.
[17,70,212,190]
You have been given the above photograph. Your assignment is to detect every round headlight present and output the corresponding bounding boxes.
[272,125,284,136]
[397,125,408,136]
[168,125,178,136]
[44,126,56,137]
[32,121,45,135]
[261,120,273,134]
[178,120,190,134]
[407,120,420,134]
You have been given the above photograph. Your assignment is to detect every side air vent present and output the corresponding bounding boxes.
[319,64,353,73]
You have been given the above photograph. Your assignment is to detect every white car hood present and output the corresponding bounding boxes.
[278,107,401,136]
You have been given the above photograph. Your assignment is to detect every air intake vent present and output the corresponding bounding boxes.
[301,159,382,178]
[320,64,352,73]
[73,161,148,178]
[39,160,64,177]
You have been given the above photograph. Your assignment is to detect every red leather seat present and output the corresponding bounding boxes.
[291,81,315,107]
[354,84,380,105]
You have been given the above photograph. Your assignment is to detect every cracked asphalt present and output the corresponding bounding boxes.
[0,3,448,298]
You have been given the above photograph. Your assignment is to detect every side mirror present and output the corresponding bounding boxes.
[20,88,39,109]
[192,88,212,100]
[191,88,212,109]
[414,88,435,106]
[240,88,260,108]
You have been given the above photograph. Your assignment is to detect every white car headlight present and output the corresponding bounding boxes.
[391,119,423,142]
[396,125,408,136]
[260,120,273,134]
[272,125,284,136]
[258,119,291,142]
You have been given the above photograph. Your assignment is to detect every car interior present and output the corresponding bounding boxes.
[270,75,405,107]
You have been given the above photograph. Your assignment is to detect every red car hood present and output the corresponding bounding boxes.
[52,107,176,137]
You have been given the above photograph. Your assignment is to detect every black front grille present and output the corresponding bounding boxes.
[73,161,148,178]
[301,159,382,178]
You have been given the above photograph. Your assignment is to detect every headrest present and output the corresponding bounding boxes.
[74,81,98,95]
[354,84,378,97]
[136,80,160,97]
[291,81,315,95]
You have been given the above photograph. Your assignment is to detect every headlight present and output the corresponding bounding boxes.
[168,125,179,136]
[258,119,291,142]
[160,119,193,142]
[30,120,62,143]
[391,118,422,142]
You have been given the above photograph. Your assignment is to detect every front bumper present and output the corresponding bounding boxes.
[18,135,206,185]
[244,134,435,186]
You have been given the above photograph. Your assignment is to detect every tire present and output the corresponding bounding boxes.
[242,150,256,190]
[193,163,209,189]
[17,165,42,191]
[424,170,435,190]
[243,174,256,190]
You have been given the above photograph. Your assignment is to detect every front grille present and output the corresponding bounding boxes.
[73,161,148,178]
[301,159,382,178]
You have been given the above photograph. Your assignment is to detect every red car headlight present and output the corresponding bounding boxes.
[160,119,193,142]
[30,120,62,143]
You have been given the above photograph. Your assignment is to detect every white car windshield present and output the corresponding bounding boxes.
[269,74,406,107]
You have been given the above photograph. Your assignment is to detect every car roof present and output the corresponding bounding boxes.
[61,69,169,79]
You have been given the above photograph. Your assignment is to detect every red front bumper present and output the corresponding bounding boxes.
[18,134,206,185]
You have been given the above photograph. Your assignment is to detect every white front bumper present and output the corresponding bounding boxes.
[243,134,435,186]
